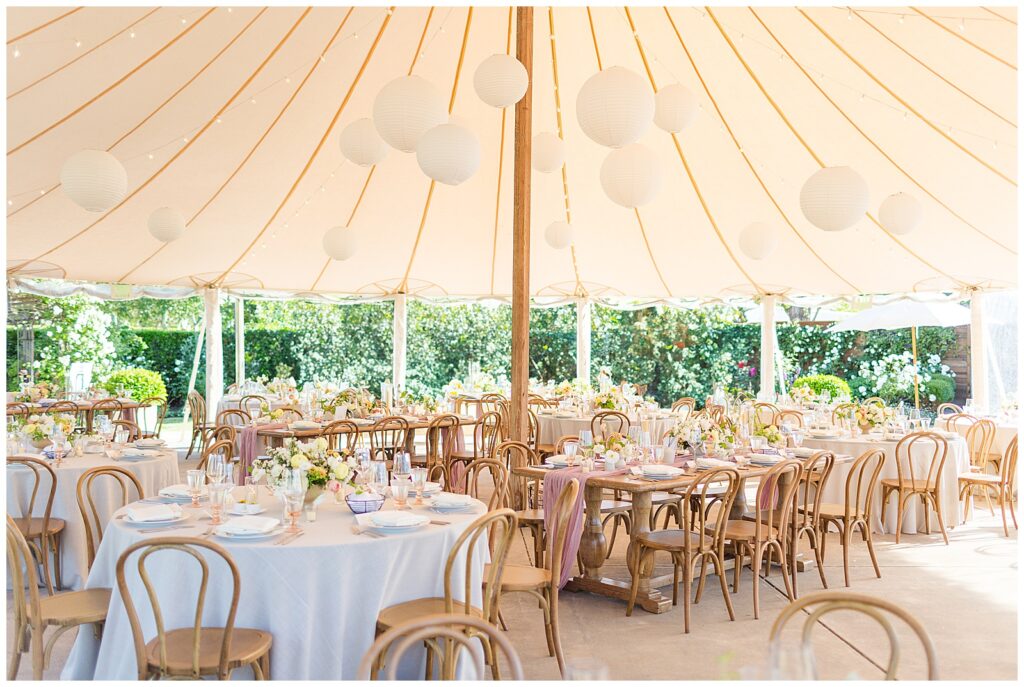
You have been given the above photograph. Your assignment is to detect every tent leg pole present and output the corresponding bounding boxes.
[911,326,920,410]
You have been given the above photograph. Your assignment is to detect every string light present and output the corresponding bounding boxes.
[958,18,966,32]
[129,30,136,38]
[898,15,905,24]
[75,39,82,48]
[13,47,20,58]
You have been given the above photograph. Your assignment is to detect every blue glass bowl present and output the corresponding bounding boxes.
[345,492,385,514]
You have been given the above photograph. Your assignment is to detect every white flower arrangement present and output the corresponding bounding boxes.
[266,376,297,397]
[257,401,284,423]
[17,383,52,403]
[667,414,736,452]
[854,402,894,428]
[442,373,499,398]
[251,437,355,490]
[19,413,74,441]
[321,387,375,415]
[593,388,624,410]
[790,385,814,405]
[753,423,783,446]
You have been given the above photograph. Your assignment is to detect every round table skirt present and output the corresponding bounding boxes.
[61,491,489,680]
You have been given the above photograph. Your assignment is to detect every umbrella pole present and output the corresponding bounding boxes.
[911,326,920,410]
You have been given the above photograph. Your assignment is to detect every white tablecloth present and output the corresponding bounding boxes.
[535,413,679,445]
[217,394,292,418]
[944,417,1018,456]
[804,433,971,535]
[62,491,488,680]
[6,448,180,590]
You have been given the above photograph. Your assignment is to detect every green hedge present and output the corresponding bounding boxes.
[792,374,852,399]
[103,368,167,402]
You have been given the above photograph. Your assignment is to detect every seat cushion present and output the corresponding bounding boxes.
[144,627,272,676]
[377,598,484,631]
[32,588,111,626]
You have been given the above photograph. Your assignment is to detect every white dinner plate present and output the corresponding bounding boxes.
[214,526,284,541]
[134,439,166,448]
[230,504,267,516]
[123,513,190,526]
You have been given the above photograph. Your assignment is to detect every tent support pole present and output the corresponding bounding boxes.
[911,326,920,410]
[759,295,777,400]
[183,321,205,426]
[576,297,591,385]
[970,290,988,412]
[510,6,533,444]
[392,293,407,391]
[204,288,223,423]
[234,297,245,387]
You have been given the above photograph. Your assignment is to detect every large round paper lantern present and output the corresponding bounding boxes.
[372,76,447,153]
[799,166,869,231]
[878,192,922,235]
[147,207,185,243]
[545,221,574,249]
[473,54,528,108]
[60,150,127,212]
[532,132,564,173]
[323,226,358,260]
[599,143,661,208]
[339,118,387,167]
[654,84,698,133]
[739,221,777,260]
[576,67,655,148]
[416,123,480,186]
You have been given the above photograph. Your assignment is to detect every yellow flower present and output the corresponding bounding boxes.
[290,454,306,468]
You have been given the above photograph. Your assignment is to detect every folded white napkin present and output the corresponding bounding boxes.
[424,481,442,493]
[121,448,160,458]
[747,454,784,464]
[134,438,165,448]
[432,493,473,508]
[642,464,684,476]
[791,447,818,458]
[219,515,279,535]
[368,511,429,528]
[290,421,321,430]
[125,503,182,522]
[159,484,203,499]
[695,457,734,469]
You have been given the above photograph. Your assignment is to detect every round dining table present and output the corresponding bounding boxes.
[803,431,971,535]
[61,490,489,680]
[6,447,180,590]
[534,410,680,445]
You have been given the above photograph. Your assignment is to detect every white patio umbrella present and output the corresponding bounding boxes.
[829,300,970,408]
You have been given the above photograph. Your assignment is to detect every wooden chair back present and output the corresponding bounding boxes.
[238,395,265,418]
[473,411,503,460]
[671,397,696,418]
[841,449,887,521]
[704,404,726,423]
[590,410,629,439]
[545,478,581,585]
[554,434,578,454]
[47,400,85,432]
[113,419,142,442]
[76,466,144,570]
[528,394,555,408]
[496,440,538,511]
[203,425,237,456]
[358,613,523,681]
[444,509,517,622]
[92,398,125,421]
[7,402,30,416]
[7,515,43,639]
[832,403,856,425]
[453,396,482,417]
[494,400,511,441]
[115,536,243,680]
[684,468,740,551]
[465,459,510,511]
[999,434,1018,490]
[754,402,780,427]
[277,406,303,422]
[370,416,409,462]
[775,410,805,429]
[940,412,977,431]
[6,456,57,542]
[198,439,235,472]
[935,402,962,417]
[753,460,803,543]
[894,432,948,489]
[215,408,251,428]
[963,418,996,469]
[187,391,207,425]
[138,396,168,438]
[769,590,938,679]
[425,414,460,484]
[794,451,834,530]
[323,420,361,451]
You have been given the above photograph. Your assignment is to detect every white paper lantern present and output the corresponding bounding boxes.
[416,123,481,186]
[878,192,922,235]
[372,76,447,153]
[323,225,358,260]
[739,221,777,260]
[654,84,698,133]
[532,132,564,173]
[339,118,387,167]
[599,143,661,208]
[545,221,574,249]
[147,207,185,242]
[576,67,655,148]
[473,54,528,108]
[799,166,869,232]
[60,149,127,212]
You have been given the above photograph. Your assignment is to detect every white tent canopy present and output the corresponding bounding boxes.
[6,5,1017,301]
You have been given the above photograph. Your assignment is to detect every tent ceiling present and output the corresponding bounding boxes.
[6,6,1018,300]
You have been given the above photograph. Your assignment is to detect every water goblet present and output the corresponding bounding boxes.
[244,476,259,504]
[208,482,230,525]
[281,468,307,533]
[578,430,593,450]
[791,430,804,449]
[186,469,206,509]
[370,460,389,493]
[563,442,578,461]
[391,477,410,509]
[393,451,412,478]
[411,467,428,504]
[206,453,226,485]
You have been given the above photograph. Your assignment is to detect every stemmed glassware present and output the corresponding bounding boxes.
[208,482,230,525]
[392,451,411,478]
[206,453,226,486]
[97,416,114,448]
[390,477,410,509]
[411,467,428,505]
[282,468,307,533]
[186,469,206,509]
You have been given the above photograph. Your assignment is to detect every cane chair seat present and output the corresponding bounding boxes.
[12,516,66,538]
[715,518,783,541]
[958,471,1000,484]
[800,502,866,520]
[638,528,711,550]
[142,627,273,679]
[484,563,550,591]
[377,599,485,631]
[880,477,935,491]
[28,587,111,625]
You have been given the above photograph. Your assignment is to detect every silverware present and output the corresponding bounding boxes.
[274,530,301,546]
[199,527,215,538]
[429,520,451,526]
[137,524,195,534]
[281,531,305,546]
[351,525,383,539]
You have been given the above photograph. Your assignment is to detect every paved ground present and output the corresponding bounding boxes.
[9,427,1017,680]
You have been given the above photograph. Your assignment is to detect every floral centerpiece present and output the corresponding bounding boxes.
[397,390,440,414]
[17,382,52,403]
[667,414,737,454]
[553,378,591,398]
[257,401,284,424]
[593,432,633,464]
[19,413,75,448]
[442,372,500,399]
[593,388,624,410]
[854,402,894,433]
[251,437,357,504]
[265,376,297,397]
[790,385,815,406]
[321,388,375,418]
[752,423,784,448]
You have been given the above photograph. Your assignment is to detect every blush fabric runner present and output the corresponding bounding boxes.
[237,422,288,485]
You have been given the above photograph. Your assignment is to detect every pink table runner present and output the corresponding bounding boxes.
[237,423,287,485]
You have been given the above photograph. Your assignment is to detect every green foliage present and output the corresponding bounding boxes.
[923,374,956,404]
[792,374,851,398]
[103,368,167,401]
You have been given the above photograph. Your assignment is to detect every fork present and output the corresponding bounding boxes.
[351,525,384,539]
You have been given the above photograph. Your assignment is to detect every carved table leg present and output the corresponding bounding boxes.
[579,482,606,580]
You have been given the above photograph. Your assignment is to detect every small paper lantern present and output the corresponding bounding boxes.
[545,221,574,249]
[532,132,564,173]
[60,150,127,212]
[739,221,777,260]
[473,54,528,108]
[576,67,655,148]
[799,166,869,232]
[372,76,447,153]
[147,207,186,242]
[416,123,481,186]
[339,118,387,167]
[599,143,661,208]
[654,83,698,133]
[878,192,922,235]
[323,226,358,260]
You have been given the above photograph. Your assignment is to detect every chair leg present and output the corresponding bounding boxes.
[932,492,950,545]
[711,551,735,622]
[880,488,890,529]
[812,527,828,590]
[682,555,693,634]
[999,488,1010,537]
[772,540,795,601]
[841,523,853,587]
[53,533,63,592]
[693,553,709,604]
[31,626,44,680]
[962,484,972,522]
[922,493,932,535]
[894,493,907,544]
[751,544,763,620]
[860,520,881,579]
[625,546,648,617]
[605,514,620,559]
[671,556,680,606]
[8,623,24,680]
[549,587,566,679]
[38,537,55,596]
[732,542,743,594]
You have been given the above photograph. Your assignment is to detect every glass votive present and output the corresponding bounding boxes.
[304,504,318,522]
[390,477,410,509]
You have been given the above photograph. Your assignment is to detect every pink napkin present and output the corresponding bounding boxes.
[442,425,467,493]
[237,423,287,485]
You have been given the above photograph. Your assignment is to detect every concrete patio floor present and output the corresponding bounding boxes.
[8,439,1018,680]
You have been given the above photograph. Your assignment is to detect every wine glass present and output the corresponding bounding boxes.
[411,467,428,504]
[391,477,410,509]
[97,416,114,447]
[578,429,593,450]
[393,451,411,478]
[563,442,578,461]
[206,453,226,485]
[282,468,307,533]
[186,469,206,509]
[208,482,230,525]
[791,430,804,450]
[370,460,389,493]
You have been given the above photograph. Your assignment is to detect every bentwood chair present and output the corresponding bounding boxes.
[421,414,460,489]
[488,479,579,677]
[773,451,834,597]
[91,398,125,431]
[959,435,1018,536]
[7,516,111,680]
[935,402,962,418]
[775,410,805,429]
[186,391,216,459]
[450,412,503,489]
[323,419,361,452]
[498,441,547,566]
[203,426,237,458]
[808,449,886,587]
[216,409,251,429]
[238,395,265,418]
[863,397,886,407]
[945,414,997,476]
[374,510,518,680]
[770,591,938,680]
[360,614,523,681]
[465,459,511,511]
[277,406,303,422]
[46,400,85,433]
[112,419,142,443]
[7,456,65,595]
[7,402,30,417]
[590,410,630,439]
[671,397,696,418]
[631,469,740,634]
[529,407,556,457]
[880,432,950,545]
[753,403,780,427]
[115,537,273,680]
[137,396,168,439]
[554,435,578,454]
[719,460,802,619]
[369,416,409,464]
[76,466,144,572]
[198,439,235,473]
[831,403,856,425]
